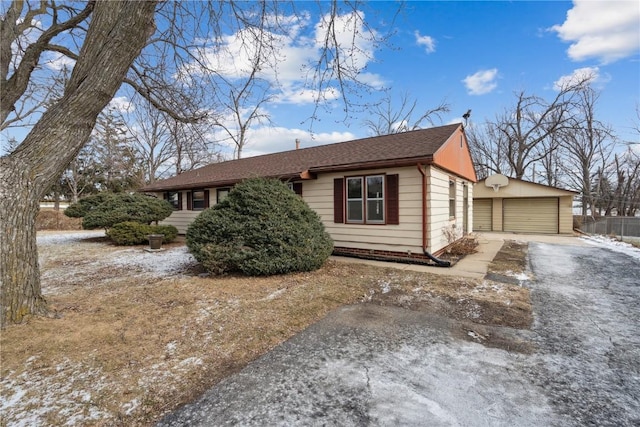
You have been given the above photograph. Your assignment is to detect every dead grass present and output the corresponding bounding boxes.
[36,208,82,231]
[1,234,531,426]
[487,240,529,275]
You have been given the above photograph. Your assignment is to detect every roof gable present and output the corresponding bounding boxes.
[432,126,477,182]
[142,123,467,191]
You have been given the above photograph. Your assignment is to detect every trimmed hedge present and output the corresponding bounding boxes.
[186,178,333,276]
[106,221,178,246]
[65,193,174,230]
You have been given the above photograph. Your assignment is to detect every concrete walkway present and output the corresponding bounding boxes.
[332,232,589,279]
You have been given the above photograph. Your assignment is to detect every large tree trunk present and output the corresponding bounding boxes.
[0,1,157,328]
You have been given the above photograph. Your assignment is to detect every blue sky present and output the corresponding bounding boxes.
[2,0,639,159]
[230,0,639,157]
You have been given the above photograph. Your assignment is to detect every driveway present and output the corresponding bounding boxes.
[157,241,640,426]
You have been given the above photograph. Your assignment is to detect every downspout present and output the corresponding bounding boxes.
[417,164,451,267]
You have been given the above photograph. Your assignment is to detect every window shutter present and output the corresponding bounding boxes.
[293,182,303,196]
[187,191,192,210]
[334,178,344,223]
[163,192,168,201]
[177,192,183,210]
[386,174,399,225]
[204,190,210,208]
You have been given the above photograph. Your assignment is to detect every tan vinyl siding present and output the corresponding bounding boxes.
[304,166,424,254]
[157,189,217,234]
[559,196,574,233]
[159,210,200,234]
[426,167,459,252]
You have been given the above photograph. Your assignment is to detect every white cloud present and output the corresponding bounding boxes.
[551,0,640,64]
[462,69,499,95]
[45,51,75,71]
[414,31,436,53]
[240,126,357,157]
[553,66,609,91]
[274,87,340,105]
[182,10,379,105]
[107,96,133,113]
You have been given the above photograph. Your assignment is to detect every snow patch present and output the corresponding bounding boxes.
[378,280,392,294]
[581,235,640,261]
[0,357,112,426]
[265,288,286,300]
[36,230,105,245]
[106,246,197,276]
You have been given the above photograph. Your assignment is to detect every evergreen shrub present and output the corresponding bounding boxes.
[65,193,174,230]
[186,178,333,276]
[106,222,178,245]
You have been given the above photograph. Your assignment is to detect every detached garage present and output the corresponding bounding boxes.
[473,175,577,234]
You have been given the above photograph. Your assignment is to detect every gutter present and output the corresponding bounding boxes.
[417,163,451,268]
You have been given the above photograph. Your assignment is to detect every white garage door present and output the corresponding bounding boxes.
[503,198,559,234]
[473,199,492,231]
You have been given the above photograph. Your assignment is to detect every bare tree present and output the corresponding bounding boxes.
[467,123,511,180]
[363,93,450,136]
[1,1,396,326]
[479,79,590,180]
[558,86,615,215]
[213,73,273,159]
[610,149,640,216]
[0,1,157,327]
[127,97,222,182]
[126,99,179,184]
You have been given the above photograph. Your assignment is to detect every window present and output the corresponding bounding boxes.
[346,175,385,224]
[217,188,230,204]
[449,179,456,218]
[366,175,384,223]
[334,174,399,225]
[187,189,209,210]
[164,191,182,210]
[287,182,303,196]
[192,190,206,210]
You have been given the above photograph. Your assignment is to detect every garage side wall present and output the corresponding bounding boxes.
[559,196,573,233]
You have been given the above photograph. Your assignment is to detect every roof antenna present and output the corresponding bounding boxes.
[462,109,471,127]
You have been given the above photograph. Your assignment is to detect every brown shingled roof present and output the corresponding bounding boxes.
[141,123,462,191]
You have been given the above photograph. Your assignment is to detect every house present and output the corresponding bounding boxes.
[473,174,577,234]
[141,123,477,264]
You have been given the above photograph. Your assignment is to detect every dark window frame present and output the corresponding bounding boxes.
[164,191,182,210]
[187,189,209,211]
[216,187,231,204]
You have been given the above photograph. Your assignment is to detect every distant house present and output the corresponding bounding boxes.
[473,174,578,234]
[141,123,477,264]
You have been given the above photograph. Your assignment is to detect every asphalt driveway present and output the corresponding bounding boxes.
[157,241,640,426]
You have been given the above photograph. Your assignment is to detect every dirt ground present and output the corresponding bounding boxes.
[0,233,530,426]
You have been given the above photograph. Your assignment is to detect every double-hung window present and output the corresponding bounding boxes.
[189,190,208,210]
[346,175,385,224]
[334,174,399,225]
[449,179,456,218]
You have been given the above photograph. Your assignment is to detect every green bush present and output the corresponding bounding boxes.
[106,222,178,245]
[152,224,178,242]
[106,221,150,245]
[65,192,174,230]
[64,193,113,218]
[186,178,333,276]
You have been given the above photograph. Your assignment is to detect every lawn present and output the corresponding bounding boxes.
[1,231,530,426]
